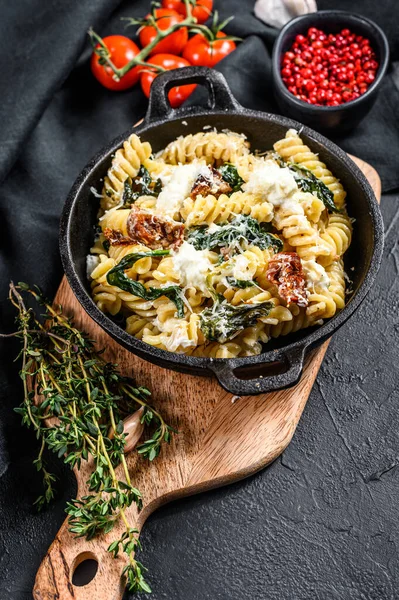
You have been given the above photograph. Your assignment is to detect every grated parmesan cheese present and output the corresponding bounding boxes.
[232,254,253,281]
[165,324,195,352]
[207,223,222,233]
[90,186,103,199]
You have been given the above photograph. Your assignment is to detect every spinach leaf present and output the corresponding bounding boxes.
[272,152,339,213]
[200,298,273,342]
[288,163,339,213]
[187,215,283,254]
[153,177,163,195]
[218,163,244,193]
[106,250,185,318]
[225,277,255,289]
[120,166,162,208]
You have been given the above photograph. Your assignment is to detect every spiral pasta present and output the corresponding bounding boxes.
[143,311,205,353]
[319,213,353,264]
[101,134,152,211]
[159,131,250,165]
[191,341,243,358]
[100,208,131,236]
[273,128,347,209]
[181,191,273,226]
[87,128,353,358]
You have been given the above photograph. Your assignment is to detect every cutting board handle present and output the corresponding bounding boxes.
[33,516,130,600]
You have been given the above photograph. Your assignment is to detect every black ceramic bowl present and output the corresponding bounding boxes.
[272,10,390,133]
[60,67,383,396]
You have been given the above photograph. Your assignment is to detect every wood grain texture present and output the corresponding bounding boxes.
[33,156,381,600]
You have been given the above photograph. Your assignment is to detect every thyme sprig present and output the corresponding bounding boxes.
[6,282,174,594]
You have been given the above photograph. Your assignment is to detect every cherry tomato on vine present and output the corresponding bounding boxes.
[139,9,188,56]
[90,35,141,91]
[161,0,213,24]
[140,54,196,108]
[182,31,236,67]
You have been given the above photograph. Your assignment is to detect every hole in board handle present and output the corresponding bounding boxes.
[72,552,99,587]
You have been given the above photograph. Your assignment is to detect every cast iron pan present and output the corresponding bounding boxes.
[60,67,383,395]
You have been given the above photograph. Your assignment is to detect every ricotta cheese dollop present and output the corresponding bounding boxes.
[86,255,100,279]
[156,161,211,218]
[302,259,330,291]
[172,241,213,293]
[243,159,298,207]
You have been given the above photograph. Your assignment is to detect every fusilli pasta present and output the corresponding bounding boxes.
[87,128,352,357]
[101,134,152,211]
[159,131,250,165]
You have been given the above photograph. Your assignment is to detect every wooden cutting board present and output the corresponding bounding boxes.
[33,156,380,600]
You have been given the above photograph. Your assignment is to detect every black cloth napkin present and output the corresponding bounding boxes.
[0,1,398,598]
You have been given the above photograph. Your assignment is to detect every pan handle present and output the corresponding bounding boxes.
[144,66,243,123]
[209,347,306,396]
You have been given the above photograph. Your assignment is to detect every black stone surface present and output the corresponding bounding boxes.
[0,1,398,599]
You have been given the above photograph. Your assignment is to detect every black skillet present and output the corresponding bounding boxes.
[60,67,383,396]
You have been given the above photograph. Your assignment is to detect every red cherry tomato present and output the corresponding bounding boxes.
[90,35,141,91]
[140,54,196,108]
[182,31,236,67]
[139,9,188,56]
[161,0,213,24]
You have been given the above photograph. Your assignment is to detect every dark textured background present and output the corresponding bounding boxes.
[0,1,398,599]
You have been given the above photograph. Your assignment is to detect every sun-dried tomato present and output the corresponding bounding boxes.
[266,252,308,307]
[103,228,132,246]
[191,167,232,198]
[127,207,185,250]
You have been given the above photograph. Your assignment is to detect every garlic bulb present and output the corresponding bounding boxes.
[254,0,317,29]
[109,406,145,453]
